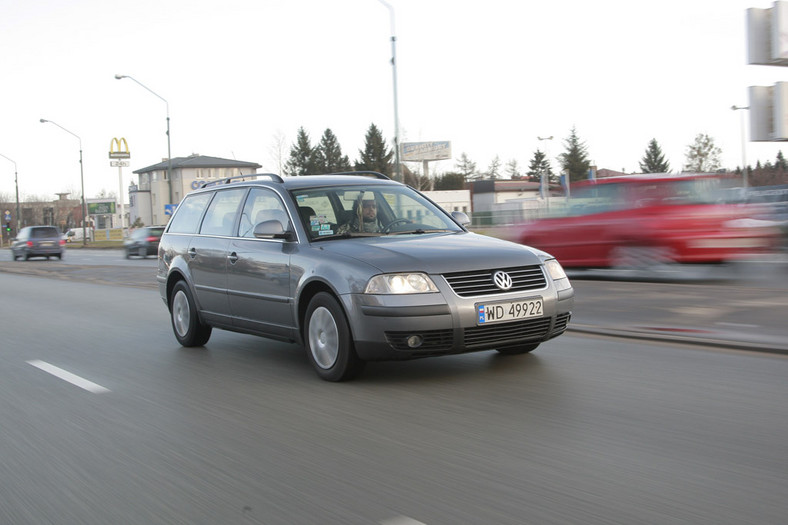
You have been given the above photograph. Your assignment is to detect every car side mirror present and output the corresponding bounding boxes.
[253,219,294,240]
[451,211,471,226]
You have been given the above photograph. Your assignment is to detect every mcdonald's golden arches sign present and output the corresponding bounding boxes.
[109,137,130,159]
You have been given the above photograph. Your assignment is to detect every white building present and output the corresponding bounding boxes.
[130,155,261,226]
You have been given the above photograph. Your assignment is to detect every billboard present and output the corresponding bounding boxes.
[748,2,788,66]
[401,141,452,162]
[88,201,116,214]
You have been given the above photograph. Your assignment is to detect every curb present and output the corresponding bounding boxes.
[568,323,788,356]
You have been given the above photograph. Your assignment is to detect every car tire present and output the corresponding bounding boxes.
[125,249,131,259]
[139,246,147,258]
[170,280,212,347]
[24,253,30,261]
[496,343,540,355]
[304,292,365,382]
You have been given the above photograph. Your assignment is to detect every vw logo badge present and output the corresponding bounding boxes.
[492,270,513,290]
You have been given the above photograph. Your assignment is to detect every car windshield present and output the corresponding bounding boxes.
[290,184,463,240]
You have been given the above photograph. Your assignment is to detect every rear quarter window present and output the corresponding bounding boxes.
[167,193,213,234]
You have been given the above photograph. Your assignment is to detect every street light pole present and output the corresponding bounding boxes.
[731,105,750,195]
[115,74,173,207]
[377,0,402,183]
[0,152,20,233]
[39,119,88,246]
[538,136,554,211]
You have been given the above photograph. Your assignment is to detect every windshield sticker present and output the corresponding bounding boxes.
[318,229,334,236]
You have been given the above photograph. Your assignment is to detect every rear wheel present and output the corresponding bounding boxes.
[496,343,540,355]
[170,280,212,347]
[304,292,364,381]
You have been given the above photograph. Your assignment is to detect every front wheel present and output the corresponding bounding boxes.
[170,280,212,347]
[304,292,364,381]
[496,343,540,355]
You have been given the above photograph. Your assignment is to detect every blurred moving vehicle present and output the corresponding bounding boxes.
[124,226,165,258]
[157,172,573,381]
[65,227,93,243]
[11,226,66,260]
[514,173,780,269]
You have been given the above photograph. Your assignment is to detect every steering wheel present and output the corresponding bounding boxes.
[382,218,411,233]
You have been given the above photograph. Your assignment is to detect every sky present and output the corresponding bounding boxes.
[1,0,787,202]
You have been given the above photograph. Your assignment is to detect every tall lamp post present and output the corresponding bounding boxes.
[39,119,88,246]
[377,0,402,183]
[115,74,173,206]
[0,152,20,233]
[538,136,554,211]
[731,105,750,195]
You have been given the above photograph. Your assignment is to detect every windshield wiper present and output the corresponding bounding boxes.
[311,231,381,242]
[388,229,455,235]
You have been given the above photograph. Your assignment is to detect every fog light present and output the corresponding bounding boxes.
[406,335,424,348]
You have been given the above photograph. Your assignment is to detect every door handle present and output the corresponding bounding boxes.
[187,248,197,259]
[227,252,238,264]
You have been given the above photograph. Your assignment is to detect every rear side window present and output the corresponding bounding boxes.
[31,227,59,238]
[167,193,212,234]
[199,188,247,237]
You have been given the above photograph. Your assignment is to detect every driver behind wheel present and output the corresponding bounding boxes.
[337,197,381,233]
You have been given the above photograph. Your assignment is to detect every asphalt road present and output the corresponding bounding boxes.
[1,272,788,524]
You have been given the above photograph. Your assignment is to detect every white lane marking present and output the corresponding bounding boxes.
[380,517,427,525]
[27,360,111,394]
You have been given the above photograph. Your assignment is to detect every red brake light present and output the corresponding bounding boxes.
[26,241,33,247]
[146,236,157,242]
[60,239,66,246]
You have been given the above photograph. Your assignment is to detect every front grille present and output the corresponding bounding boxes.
[464,317,552,348]
[443,265,546,297]
[385,329,454,352]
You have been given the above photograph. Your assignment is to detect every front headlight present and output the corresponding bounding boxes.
[365,273,439,294]
[544,258,568,281]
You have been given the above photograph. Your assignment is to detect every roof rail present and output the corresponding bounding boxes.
[199,173,284,188]
[327,171,390,180]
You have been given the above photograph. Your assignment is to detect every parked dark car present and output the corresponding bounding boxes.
[11,226,65,260]
[124,226,165,258]
[157,172,574,381]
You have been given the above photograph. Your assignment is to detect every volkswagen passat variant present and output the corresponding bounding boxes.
[157,173,573,381]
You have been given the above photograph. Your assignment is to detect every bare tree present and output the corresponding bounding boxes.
[268,129,288,175]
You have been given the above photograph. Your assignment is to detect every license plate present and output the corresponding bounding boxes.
[476,298,543,325]
[41,241,54,247]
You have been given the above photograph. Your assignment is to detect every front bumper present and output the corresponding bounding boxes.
[342,284,574,361]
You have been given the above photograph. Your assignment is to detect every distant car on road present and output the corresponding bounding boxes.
[514,173,780,269]
[157,172,574,381]
[11,226,65,261]
[124,226,165,258]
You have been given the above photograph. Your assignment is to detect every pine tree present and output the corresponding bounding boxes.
[776,150,787,171]
[455,153,478,179]
[639,138,671,173]
[284,127,317,176]
[526,150,553,183]
[684,133,721,173]
[558,127,592,183]
[505,159,522,180]
[313,128,351,173]
[486,155,502,179]
[355,123,393,176]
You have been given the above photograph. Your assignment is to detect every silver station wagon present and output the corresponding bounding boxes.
[157,173,574,381]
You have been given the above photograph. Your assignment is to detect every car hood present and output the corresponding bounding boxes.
[318,231,544,274]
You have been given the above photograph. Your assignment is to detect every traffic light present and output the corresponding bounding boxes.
[4,222,9,233]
